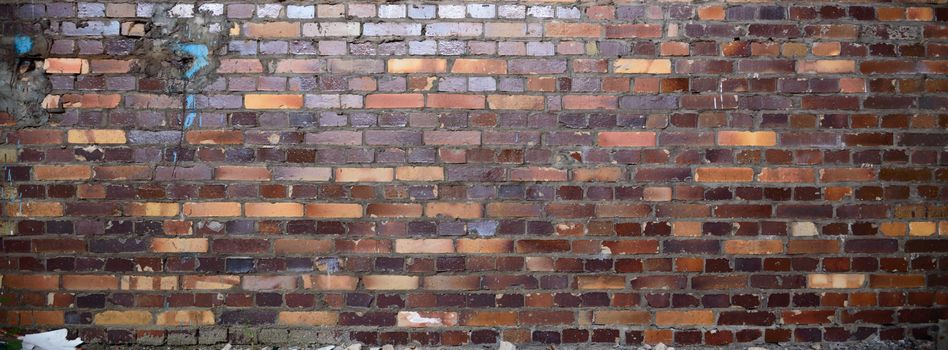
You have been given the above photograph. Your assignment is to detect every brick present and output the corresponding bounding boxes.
[395,166,444,181]
[545,22,601,37]
[614,59,672,74]
[63,275,118,290]
[426,202,482,219]
[723,240,784,254]
[563,95,617,110]
[305,203,363,218]
[397,311,458,327]
[367,203,423,217]
[94,310,152,325]
[151,238,208,253]
[758,168,815,183]
[717,131,777,146]
[656,310,714,326]
[807,274,866,288]
[395,239,455,253]
[363,275,420,290]
[424,275,480,290]
[452,59,507,74]
[3,275,59,290]
[244,202,303,217]
[44,58,89,74]
[695,167,755,182]
[511,167,567,181]
[365,94,424,108]
[156,310,215,326]
[456,239,513,253]
[121,276,178,291]
[245,94,304,109]
[215,166,271,181]
[388,58,448,73]
[185,130,244,145]
[424,131,480,145]
[61,94,122,109]
[182,202,241,217]
[5,202,64,217]
[125,202,179,217]
[243,22,301,38]
[598,132,657,147]
[182,275,240,290]
[593,311,649,325]
[572,167,623,182]
[427,94,486,109]
[868,275,925,288]
[334,168,393,182]
[487,95,545,110]
[278,311,338,326]
[34,165,92,180]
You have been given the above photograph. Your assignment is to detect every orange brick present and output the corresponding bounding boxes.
[879,222,907,237]
[365,94,424,108]
[156,310,214,326]
[820,168,876,182]
[182,202,242,217]
[807,274,866,288]
[486,95,545,110]
[426,202,482,219]
[717,131,777,146]
[577,275,626,290]
[813,42,842,56]
[363,275,419,290]
[245,94,303,109]
[19,311,65,326]
[185,130,244,144]
[44,58,89,74]
[121,276,178,291]
[461,311,518,326]
[245,202,304,217]
[388,58,448,73]
[593,310,649,325]
[758,168,816,183]
[456,239,514,254]
[334,167,393,182]
[6,202,64,217]
[869,274,925,288]
[427,94,486,109]
[695,167,754,182]
[545,22,601,37]
[572,167,623,182]
[151,238,208,253]
[676,257,704,272]
[182,275,240,290]
[34,165,92,180]
[644,330,673,345]
[697,5,725,20]
[656,310,714,326]
[906,7,934,21]
[62,275,118,290]
[672,221,702,237]
[724,240,784,254]
[215,166,271,181]
[305,203,363,218]
[788,240,840,254]
[614,59,672,74]
[366,203,423,218]
[797,60,856,74]
[876,7,904,21]
[395,239,455,254]
[61,94,122,109]
[598,131,656,147]
[243,22,301,38]
[452,59,507,74]
[303,275,358,290]
[643,187,672,201]
[93,310,152,325]
[278,311,338,326]
[660,42,689,56]
[3,275,59,290]
[395,166,444,181]
[909,222,937,236]
[125,202,179,217]
[486,202,541,217]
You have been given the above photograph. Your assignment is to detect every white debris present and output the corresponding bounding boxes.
[345,344,362,350]
[498,341,516,350]
[19,329,82,350]
[654,343,667,350]
[316,346,335,350]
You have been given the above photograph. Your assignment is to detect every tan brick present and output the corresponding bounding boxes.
[243,22,301,38]
[593,310,649,325]
[34,165,92,180]
[598,131,657,147]
[388,58,448,73]
[183,202,241,217]
[125,202,179,217]
[807,274,866,288]
[278,311,338,326]
[395,239,455,254]
[67,129,126,144]
[397,311,459,327]
[487,95,545,110]
[245,202,304,217]
[452,59,507,74]
[577,275,626,290]
[695,167,755,182]
[6,202,64,217]
[395,166,444,181]
[717,131,777,146]
[334,168,393,182]
[426,202,482,219]
[909,222,937,236]
[156,310,215,326]
[151,238,208,253]
[243,275,297,290]
[656,310,714,326]
[305,203,363,218]
[797,60,856,74]
[614,59,672,74]
[572,167,623,182]
[303,275,358,290]
[363,275,420,290]
[456,239,514,254]
[423,275,481,290]
[93,310,152,325]
[63,275,118,290]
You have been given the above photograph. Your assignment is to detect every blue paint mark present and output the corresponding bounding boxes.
[13,35,32,55]
[183,95,196,128]
[176,43,209,79]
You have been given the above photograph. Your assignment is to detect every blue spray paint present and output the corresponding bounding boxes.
[13,35,32,55]
[174,43,209,129]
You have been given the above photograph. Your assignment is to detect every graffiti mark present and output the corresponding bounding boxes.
[13,35,33,55]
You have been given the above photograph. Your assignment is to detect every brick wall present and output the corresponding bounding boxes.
[2,0,947,348]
